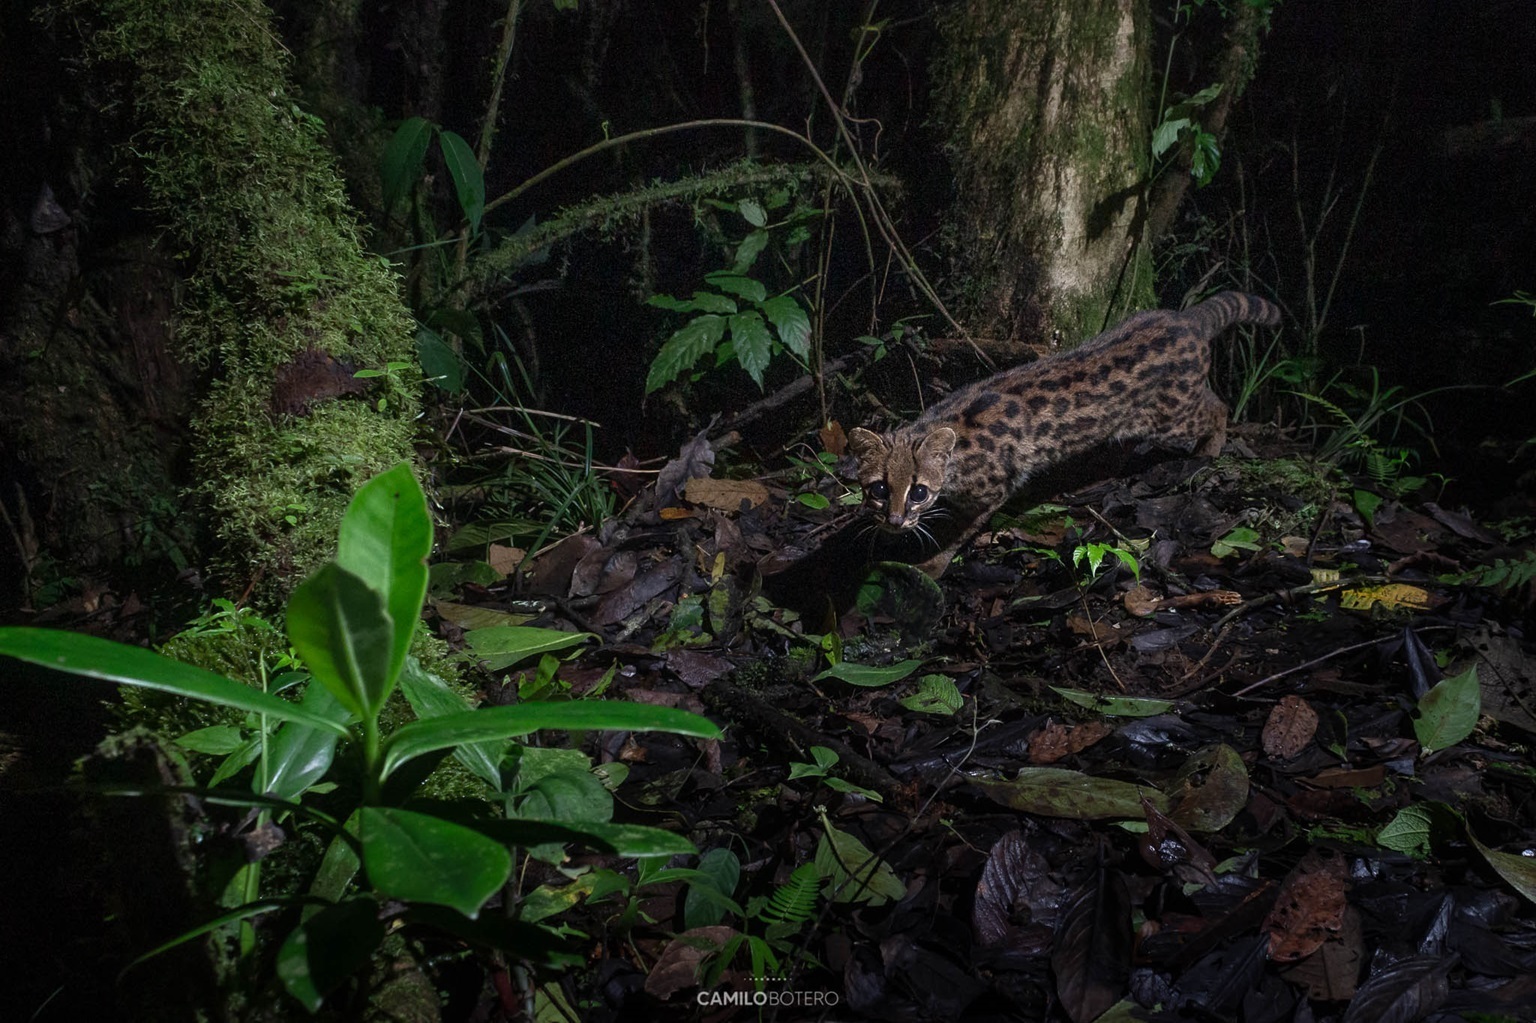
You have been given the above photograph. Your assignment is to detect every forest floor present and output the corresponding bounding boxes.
[431,423,1536,1022]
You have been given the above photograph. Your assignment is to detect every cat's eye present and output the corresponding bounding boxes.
[868,481,890,501]
[911,484,930,502]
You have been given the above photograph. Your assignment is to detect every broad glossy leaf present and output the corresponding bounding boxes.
[176,724,247,755]
[0,628,348,737]
[404,905,583,967]
[464,625,593,671]
[477,818,697,858]
[305,812,362,917]
[438,130,484,234]
[685,847,742,929]
[287,564,396,721]
[516,767,612,823]
[901,674,963,716]
[381,116,432,212]
[358,807,510,917]
[398,657,505,791]
[380,701,720,780]
[335,462,431,698]
[813,658,923,688]
[277,899,384,1012]
[1167,744,1249,833]
[416,327,465,393]
[728,310,773,387]
[264,683,354,801]
[645,314,726,394]
[733,228,769,272]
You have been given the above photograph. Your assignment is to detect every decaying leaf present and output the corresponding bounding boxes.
[1262,695,1319,760]
[1280,904,1363,1001]
[644,925,738,999]
[974,767,1167,820]
[1028,720,1113,764]
[1051,875,1132,1023]
[683,476,770,512]
[1263,848,1347,962]
[1338,583,1439,612]
[1168,744,1249,833]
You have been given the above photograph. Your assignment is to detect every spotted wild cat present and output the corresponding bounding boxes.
[848,291,1281,577]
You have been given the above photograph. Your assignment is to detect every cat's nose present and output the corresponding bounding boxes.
[886,512,906,528]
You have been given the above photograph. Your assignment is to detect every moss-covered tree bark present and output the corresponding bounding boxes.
[933,0,1155,350]
[80,0,422,603]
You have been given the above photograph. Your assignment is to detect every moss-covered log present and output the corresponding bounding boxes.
[84,0,421,603]
[933,0,1155,350]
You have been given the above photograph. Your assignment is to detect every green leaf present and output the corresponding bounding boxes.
[0,628,350,737]
[685,848,742,929]
[287,564,396,721]
[398,658,505,791]
[973,767,1167,820]
[900,674,963,716]
[175,724,247,755]
[464,625,593,671]
[813,658,923,688]
[705,272,767,304]
[476,819,698,859]
[1167,744,1248,833]
[737,198,767,227]
[1151,116,1191,159]
[516,767,613,823]
[277,899,384,1013]
[645,314,727,394]
[1051,687,1173,717]
[335,462,432,698]
[379,701,721,780]
[796,492,830,510]
[264,683,353,801]
[1378,805,1436,859]
[1414,665,1480,753]
[761,295,811,358]
[438,130,484,234]
[815,822,904,905]
[416,327,465,393]
[728,311,773,388]
[1469,828,1536,906]
[358,807,511,917]
[381,116,432,213]
[733,228,769,272]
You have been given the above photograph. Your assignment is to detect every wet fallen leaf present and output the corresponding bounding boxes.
[1339,954,1452,1023]
[1263,848,1347,962]
[1168,744,1249,833]
[974,767,1167,820]
[1051,875,1132,1023]
[1414,664,1480,753]
[1051,687,1173,717]
[432,600,536,631]
[1262,695,1318,760]
[486,543,525,577]
[1281,904,1362,1001]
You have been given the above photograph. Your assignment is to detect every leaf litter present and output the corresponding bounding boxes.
[434,430,1536,1021]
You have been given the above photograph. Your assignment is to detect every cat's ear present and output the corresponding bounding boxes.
[848,428,886,461]
[918,427,957,458]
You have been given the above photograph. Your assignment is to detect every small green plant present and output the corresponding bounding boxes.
[1211,526,1263,559]
[1072,541,1142,583]
[0,463,719,1012]
[787,745,883,802]
[1152,83,1224,187]
[644,196,815,394]
[1444,552,1536,595]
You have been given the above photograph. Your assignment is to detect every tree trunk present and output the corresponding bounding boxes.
[933,0,1155,351]
[1,0,425,611]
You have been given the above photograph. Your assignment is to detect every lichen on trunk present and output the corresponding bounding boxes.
[933,0,1155,350]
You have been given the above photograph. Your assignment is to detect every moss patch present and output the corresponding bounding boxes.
[82,0,419,606]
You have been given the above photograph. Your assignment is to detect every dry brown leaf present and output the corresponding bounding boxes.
[1123,584,1163,617]
[1029,720,1113,764]
[1067,614,1122,645]
[1281,905,1363,1000]
[683,476,770,512]
[1302,764,1387,790]
[487,543,525,577]
[1262,695,1319,760]
[1263,848,1348,962]
[819,420,848,456]
[643,926,739,999]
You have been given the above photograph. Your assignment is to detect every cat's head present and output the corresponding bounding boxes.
[847,426,956,530]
